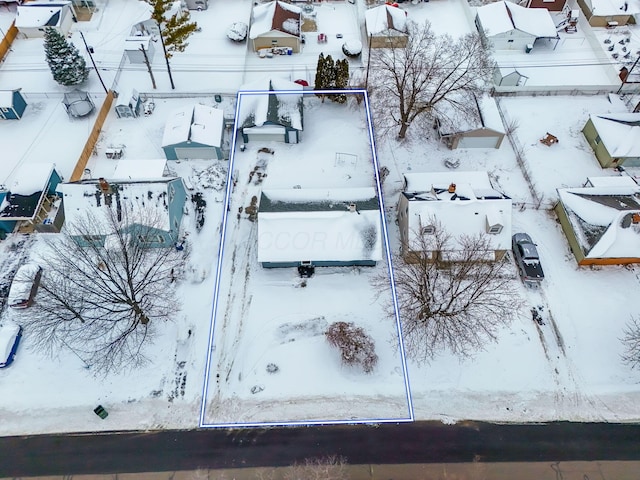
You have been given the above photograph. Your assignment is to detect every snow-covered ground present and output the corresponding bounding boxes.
[1,0,640,436]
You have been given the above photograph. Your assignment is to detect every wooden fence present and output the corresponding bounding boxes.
[0,22,18,62]
[70,90,116,181]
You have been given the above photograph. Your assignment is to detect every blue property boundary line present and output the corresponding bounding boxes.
[198,89,413,428]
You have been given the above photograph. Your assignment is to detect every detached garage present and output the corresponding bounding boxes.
[162,104,225,160]
[238,77,303,144]
[435,94,505,150]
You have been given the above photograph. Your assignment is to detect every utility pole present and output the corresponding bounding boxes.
[141,43,157,90]
[158,30,176,90]
[79,31,108,94]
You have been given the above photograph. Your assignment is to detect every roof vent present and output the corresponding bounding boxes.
[348,203,357,213]
[448,183,456,193]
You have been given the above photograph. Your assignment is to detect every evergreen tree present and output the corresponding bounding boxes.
[43,28,89,86]
[324,54,336,89]
[332,59,349,104]
[314,52,326,93]
[147,0,198,57]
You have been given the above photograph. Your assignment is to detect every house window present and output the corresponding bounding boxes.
[0,108,8,113]
[82,234,103,242]
[137,234,164,244]
[421,225,435,235]
[594,135,601,145]
[488,224,503,235]
[507,39,514,43]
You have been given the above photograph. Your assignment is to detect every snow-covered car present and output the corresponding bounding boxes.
[8,263,43,309]
[512,233,544,286]
[0,322,22,368]
[226,22,248,42]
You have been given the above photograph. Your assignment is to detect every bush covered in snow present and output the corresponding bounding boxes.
[326,321,378,374]
[342,40,362,58]
[227,22,248,42]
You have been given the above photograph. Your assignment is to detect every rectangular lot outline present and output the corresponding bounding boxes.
[199,89,414,428]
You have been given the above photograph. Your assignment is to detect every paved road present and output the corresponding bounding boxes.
[2,421,640,477]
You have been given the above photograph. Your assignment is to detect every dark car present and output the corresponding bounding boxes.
[512,233,544,286]
[8,263,43,309]
[0,322,23,368]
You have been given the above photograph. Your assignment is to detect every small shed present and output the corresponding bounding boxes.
[257,187,383,268]
[124,36,156,64]
[494,67,528,87]
[162,104,225,160]
[582,113,640,168]
[115,89,143,118]
[238,77,303,144]
[15,1,75,38]
[250,1,302,53]
[365,4,408,49]
[0,89,27,120]
[0,163,63,236]
[435,94,505,149]
[63,90,95,118]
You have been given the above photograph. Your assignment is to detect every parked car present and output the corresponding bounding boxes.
[7,263,43,309]
[512,233,544,286]
[0,322,22,368]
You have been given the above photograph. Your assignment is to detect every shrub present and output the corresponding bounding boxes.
[326,322,377,374]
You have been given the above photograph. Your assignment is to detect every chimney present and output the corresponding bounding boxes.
[633,213,640,224]
[98,178,111,194]
[348,203,357,213]
[448,183,456,193]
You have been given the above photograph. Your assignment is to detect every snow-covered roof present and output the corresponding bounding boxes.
[436,94,505,136]
[250,1,301,40]
[0,163,55,220]
[402,171,512,252]
[59,179,177,233]
[161,104,224,148]
[257,187,383,263]
[586,175,639,187]
[111,159,167,180]
[15,1,70,28]
[590,113,640,158]
[0,90,16,108]
[588,0,640,16]
[238,77,303,131]
[365,4,408,36]
[476,1,557,38]
[557,182,640,259]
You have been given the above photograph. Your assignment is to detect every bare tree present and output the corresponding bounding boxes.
[374,225,521,362]
[20,208,185,375]
[622,316,640,369]
[368,21,494,139]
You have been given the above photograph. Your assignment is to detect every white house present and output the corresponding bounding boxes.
[475,1,558,51]
[397,171,512,261]
[15,1,75,38]
[257,187,383,268]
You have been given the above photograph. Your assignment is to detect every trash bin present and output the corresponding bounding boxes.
[525,44,533,54]
[94,405,108,419]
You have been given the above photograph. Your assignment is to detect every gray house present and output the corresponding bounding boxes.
[162,104,225,160]
[58,177,187,248]
[257,187,383,268]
